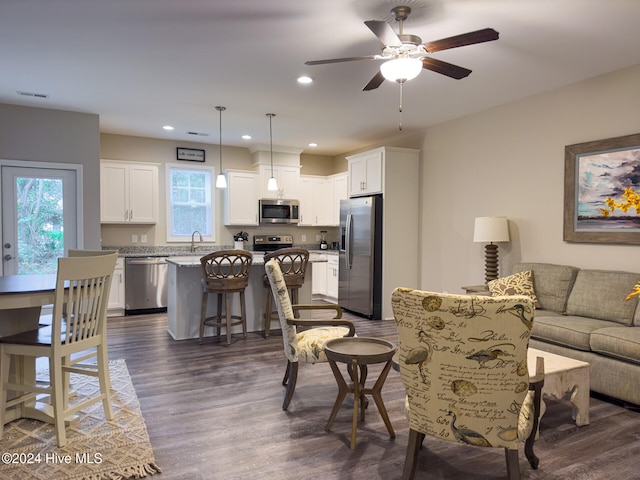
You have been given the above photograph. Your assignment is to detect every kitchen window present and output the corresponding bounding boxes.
[166,163,215,242]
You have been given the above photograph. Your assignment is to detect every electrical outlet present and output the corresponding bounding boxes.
[301,234,306,242]
[132,234,138,243]
[141,234,148,243]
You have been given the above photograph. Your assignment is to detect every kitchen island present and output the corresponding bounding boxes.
[166,252,327,340]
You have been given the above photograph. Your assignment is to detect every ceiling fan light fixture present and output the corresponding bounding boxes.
[380,57,422,83]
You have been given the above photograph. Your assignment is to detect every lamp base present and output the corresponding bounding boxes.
[484,243,499,283]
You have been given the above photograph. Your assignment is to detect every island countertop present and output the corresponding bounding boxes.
[166,251,330,267]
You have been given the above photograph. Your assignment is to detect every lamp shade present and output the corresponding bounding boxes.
[473,216,510,243]
[380,58,422,83]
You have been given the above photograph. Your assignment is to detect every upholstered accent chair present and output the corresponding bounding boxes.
[392,288,544,480]
[265,259,356,410]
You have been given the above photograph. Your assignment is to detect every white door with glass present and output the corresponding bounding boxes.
[1,165,79,275]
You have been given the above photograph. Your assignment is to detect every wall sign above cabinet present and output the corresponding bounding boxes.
[177,147,205,162]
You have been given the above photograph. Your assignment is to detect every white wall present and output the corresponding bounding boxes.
[0,103,101,248]
[419,64,640,293]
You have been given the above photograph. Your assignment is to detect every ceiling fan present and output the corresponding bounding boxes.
[305,6,499,91]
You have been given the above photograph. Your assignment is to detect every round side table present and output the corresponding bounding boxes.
[324,336,397,449]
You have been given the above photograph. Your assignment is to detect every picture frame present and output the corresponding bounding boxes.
[177,147,205,162]
[564,133,640,244]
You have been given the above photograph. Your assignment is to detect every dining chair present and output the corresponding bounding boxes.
[392,288,544,480]
[0,252,118,447]
[265,259,356,410]
[41,249,118,389]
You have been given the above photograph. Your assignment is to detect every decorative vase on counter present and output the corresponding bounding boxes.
[234,240,244,250]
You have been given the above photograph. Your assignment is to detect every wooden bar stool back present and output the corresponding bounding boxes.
[200,250,253,346]
[262,247,309,338]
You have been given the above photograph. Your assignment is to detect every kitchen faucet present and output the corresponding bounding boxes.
[191,230,203,252]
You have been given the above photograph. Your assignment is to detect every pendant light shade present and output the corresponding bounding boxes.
[215,106,227,189]
[266,113,278,192]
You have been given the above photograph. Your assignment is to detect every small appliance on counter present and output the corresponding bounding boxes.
[253,234,293,253]
[320,230,328,250]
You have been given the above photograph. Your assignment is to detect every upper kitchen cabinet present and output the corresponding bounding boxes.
[347,149,383,196]
[100,160,158,224]
[298,175,331,226]
[224,169,259,226]
[257,164,300,200]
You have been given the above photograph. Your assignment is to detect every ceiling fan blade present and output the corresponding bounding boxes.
[305,55,377,65]
[364,20,402,47]
[422,57,472,79]
[363,71,385,91]
[424,28,499,53]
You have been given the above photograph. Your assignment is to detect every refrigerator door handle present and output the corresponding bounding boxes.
[345,213,353,269]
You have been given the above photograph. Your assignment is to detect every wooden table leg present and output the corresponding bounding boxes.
[369,360,395,438]
[350,358,359,450]
[325,358,348,432]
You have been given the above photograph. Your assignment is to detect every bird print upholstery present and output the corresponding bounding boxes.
[392,288,536,449]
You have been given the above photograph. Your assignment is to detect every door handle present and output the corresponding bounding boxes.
[3,254,12,261]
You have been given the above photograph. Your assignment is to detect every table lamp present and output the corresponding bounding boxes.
[473,216,510,283]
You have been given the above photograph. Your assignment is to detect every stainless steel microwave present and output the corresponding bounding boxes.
[259,199,299,225]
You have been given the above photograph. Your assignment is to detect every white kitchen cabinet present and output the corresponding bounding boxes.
[326,255,339,302]
[224,170,259,226]
[107,257,125,316]
[330,172,349,226]
[299,175,332,226]
[347,149,383,197]
[100,160,158,223]
[257,165,300,199]
[312,261,327,296]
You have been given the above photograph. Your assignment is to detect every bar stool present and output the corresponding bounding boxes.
[262,247,309,338]
[200,250,253,346]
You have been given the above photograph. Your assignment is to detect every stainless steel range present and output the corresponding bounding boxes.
[253,234,293,253]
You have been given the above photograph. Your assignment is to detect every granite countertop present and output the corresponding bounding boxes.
[106,246,339,259]
[167,251,330,267]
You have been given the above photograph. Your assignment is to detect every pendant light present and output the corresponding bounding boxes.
[215,106,227,189]
[266,113,278,192]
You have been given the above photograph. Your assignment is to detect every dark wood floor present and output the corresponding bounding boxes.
[106,310,640,480]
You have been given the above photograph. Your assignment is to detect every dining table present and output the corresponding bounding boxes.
[0,273,58,424]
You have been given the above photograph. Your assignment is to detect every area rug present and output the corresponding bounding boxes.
[0,359,161,480]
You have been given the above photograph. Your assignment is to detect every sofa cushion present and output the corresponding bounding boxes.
[532,314,614,351]
[488,270,539,307]
[566,270,639,326]
[590,327,640,365]
[512,263,579,313]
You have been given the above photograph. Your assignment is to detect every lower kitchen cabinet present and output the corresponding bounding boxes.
[107,257,125,317]
[326,255,339,301]
[312,261,327,296]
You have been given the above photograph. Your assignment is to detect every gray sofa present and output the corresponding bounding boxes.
[512,262,640,406]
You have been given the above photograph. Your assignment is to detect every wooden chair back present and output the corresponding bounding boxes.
[200,250,253,293]
[263,248,309,290]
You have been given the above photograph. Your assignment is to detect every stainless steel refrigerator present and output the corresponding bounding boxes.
[339,195,382,319]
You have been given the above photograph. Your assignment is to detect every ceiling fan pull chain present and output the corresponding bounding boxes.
[398,82,404,131]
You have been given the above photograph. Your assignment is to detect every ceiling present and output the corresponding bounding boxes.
[1,0,640,156]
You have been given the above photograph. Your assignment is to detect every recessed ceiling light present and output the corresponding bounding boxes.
[163,125,174,131]
[242,134,252,140]
[308,143,318,147]
[297,75,313,84]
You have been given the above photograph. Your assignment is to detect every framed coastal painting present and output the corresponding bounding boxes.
[564,133,640,244]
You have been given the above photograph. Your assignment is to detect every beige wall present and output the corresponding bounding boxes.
[419,64,640,294]
[0,103,101,249]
